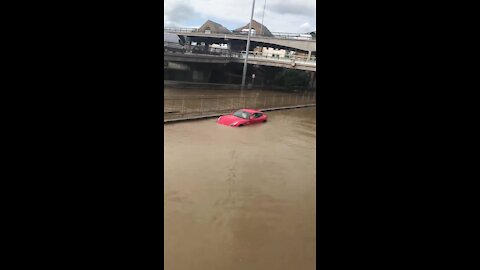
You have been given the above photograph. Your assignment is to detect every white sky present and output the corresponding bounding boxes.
[164,0,316,33]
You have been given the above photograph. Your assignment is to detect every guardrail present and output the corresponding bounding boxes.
[164,93,316,122]
[239,51,316,64]
[165,45,316,63]
[164,27,316,41]
[164,27,197,33]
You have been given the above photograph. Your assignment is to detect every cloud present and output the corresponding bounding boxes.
[164,0,202,26]
[164,0,316,33]
[268,2,315,17]
[168,3,198,23]
[299,22,312,32]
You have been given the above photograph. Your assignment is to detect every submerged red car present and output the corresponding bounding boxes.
[217,109,268,127]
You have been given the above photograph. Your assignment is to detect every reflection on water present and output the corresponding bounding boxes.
[164,107,316,270]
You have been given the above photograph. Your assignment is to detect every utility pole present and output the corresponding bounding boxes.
[260,0,266,36]
[240,0,256,95]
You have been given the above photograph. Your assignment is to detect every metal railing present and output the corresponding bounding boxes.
[164,27,316,41]
[239,51,316,64]
[270,32,315,40]
[164,27,197,33]
[164,93,316,121]
[165,45,316,64]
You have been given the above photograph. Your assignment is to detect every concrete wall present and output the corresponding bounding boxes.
[167,32,316,52]
[164,52,316,72]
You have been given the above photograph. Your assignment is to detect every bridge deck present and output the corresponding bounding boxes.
[165,30,316,52]
[164,52,316,72]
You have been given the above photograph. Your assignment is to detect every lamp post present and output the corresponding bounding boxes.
[260,0,266,36]
[240,0,256,95]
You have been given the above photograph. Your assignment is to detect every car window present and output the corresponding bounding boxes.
[253,113,263,118]
[233,110,250,119]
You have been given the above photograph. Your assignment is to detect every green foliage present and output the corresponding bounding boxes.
[273,70,309,88]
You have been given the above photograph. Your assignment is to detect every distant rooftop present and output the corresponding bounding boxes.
[233,20,273,37]
[197,20,231,34]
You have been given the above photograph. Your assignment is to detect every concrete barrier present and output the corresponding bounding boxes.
[164,104,316,123]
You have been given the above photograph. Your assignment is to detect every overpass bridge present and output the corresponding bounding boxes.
[164,51,316,72]
[164,27,316,53]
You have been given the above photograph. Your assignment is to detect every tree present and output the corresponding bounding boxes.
[274,70,309,88]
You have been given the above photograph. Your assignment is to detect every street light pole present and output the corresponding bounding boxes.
[260,0,266,36]
[241,0,256,94]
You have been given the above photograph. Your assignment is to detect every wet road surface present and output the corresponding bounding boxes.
[164,107,316,270]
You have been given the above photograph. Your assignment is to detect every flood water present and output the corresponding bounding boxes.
[164,107,316,270]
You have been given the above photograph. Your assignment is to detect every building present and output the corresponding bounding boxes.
[197,20,231,34]
[232,20,273,37]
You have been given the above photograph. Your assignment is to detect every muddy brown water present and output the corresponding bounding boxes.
[164,107,316,270]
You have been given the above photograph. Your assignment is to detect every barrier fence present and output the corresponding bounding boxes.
[165,44,316,63]
[164,93,316,121]
[164,27,316,41]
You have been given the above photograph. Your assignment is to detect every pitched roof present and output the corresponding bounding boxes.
[233,20,273,37]
[197,20,231,34]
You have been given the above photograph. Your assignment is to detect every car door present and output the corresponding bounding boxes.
[251,112,264,123]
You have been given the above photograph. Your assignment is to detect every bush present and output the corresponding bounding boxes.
[273,70,309,88]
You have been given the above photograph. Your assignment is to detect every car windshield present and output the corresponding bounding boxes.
[233,110,250,119]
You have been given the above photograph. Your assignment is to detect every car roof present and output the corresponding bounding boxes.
[240,109,260,113]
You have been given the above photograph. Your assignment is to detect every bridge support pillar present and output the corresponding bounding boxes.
[205,41,211,53]
[309,71,316,89]
[192,68,212,83]
[307,51,312,61]
[192,70,203,82]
